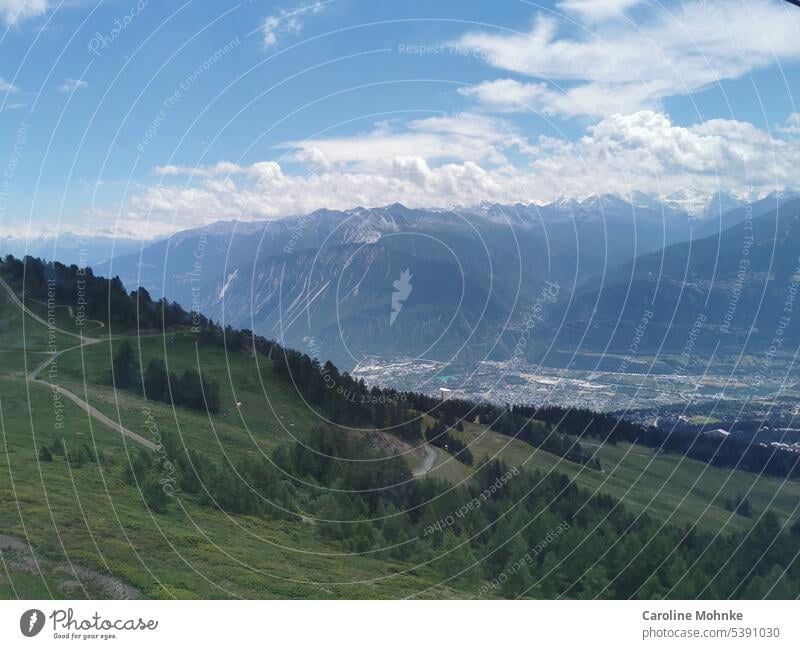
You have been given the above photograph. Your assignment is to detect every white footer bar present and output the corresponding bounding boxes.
[1,600,797,648]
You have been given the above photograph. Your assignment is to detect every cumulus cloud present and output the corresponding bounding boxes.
[123,110,798,231]
[57,78,88,93]
[262,1,328,48]
[135,159,510,230]
[546,111,788,186]
[0,0,46,25]
[455,0,800,118]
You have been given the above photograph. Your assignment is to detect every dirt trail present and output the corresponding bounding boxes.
[0,275,155,452]
[28,341,156,452]
[23,294,106,338]
[412,444,437,477]
[0,275,100,344]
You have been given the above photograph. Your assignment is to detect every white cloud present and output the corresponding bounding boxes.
[262,1,327,48]
[454,0,800,118]
[133,158,517,231]
[57,78,88,93]
[279,113,534,167]
[777,112,800,135]
[0,77,19,92]
[519,110,799,200]
[122,110,799,231]
[0,0,46,25]
[459,78,667,118]
[557,0,643,21]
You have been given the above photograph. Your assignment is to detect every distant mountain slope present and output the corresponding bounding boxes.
[547,196,800,365]
[189,205,584,367]
[101,197,692,365]
[692,190,799,240]
[0,233,144,267]
[99,192,792,369]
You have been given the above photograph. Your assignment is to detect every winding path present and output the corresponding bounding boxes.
[412,444,437,477]
[0,275,156,452]
[28,341,157,452]
[0,275,100,344]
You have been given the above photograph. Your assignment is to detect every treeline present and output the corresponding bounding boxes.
[270,351,601,470]
[0,254,279,360]
[138,426,800,598]
[481,406,600,469]
[0,255,197,331]
[646,427,800,480]
[403,396,599,470]
[112,340,221,413]
[272,347,422,436]
[532,405,646,444]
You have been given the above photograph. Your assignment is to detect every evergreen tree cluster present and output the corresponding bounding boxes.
[111,341,221,414]
[398,397,599,469]
[38,436,101,468]
[140,425,800,598]
[484,406,600,469]
[272,347,418,432]
[0,255,196,331]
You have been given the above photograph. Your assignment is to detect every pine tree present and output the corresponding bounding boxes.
[144,358,168,401]
[141,470,170,514]
[49,437,65,456]
[112,340,138,389]
[202,374,221,414]
[736,495,753,518]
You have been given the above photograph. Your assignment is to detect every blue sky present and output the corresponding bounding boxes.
[2,0,800,236]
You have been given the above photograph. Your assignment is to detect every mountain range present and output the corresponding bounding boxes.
[548,194,800,371]
[63,188,800,371]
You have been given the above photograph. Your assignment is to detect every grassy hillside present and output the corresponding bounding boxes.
[0,286,462,598]
[450,420,800,534]
[0,377,463,598]
[2,271,800,599]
